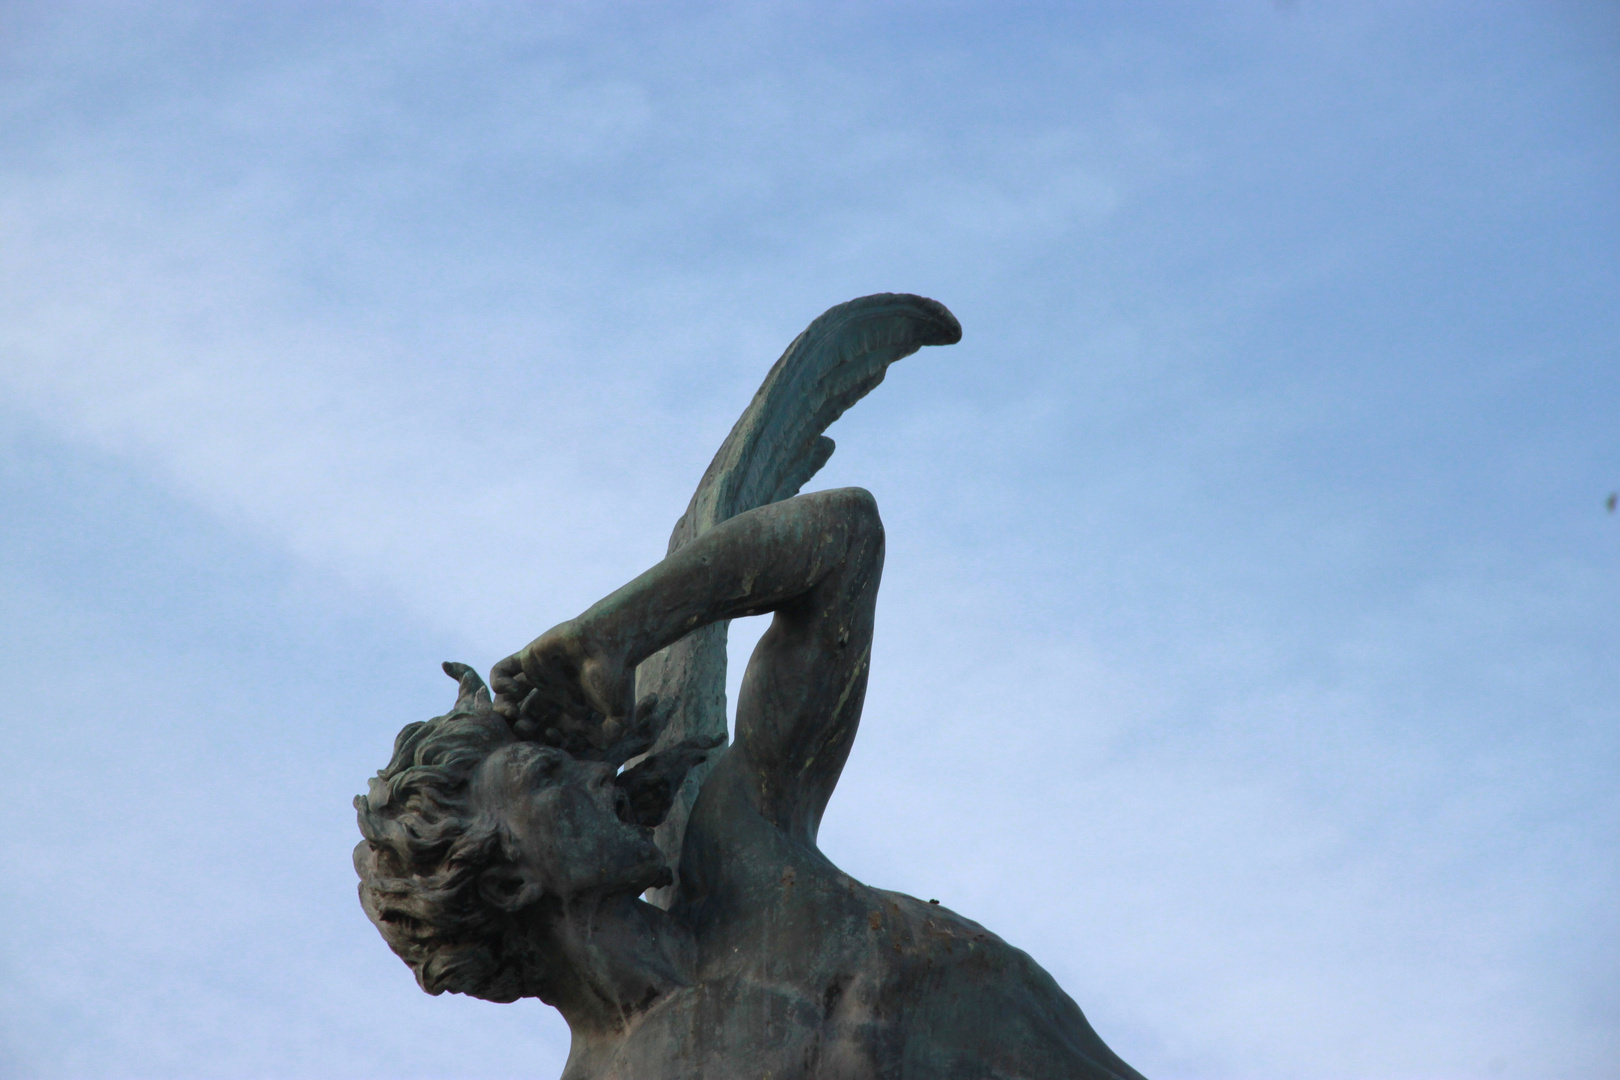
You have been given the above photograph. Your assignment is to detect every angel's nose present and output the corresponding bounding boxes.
[586,761,618,791]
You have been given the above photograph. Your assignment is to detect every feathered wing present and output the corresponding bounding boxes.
[637,293,961,903]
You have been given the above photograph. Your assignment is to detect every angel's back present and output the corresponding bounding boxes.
[560,750,1144,1080]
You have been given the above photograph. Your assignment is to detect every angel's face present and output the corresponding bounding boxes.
[471,742,668,902]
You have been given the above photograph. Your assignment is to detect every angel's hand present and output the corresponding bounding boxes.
[489,651,534,723]
[490,620,635,751]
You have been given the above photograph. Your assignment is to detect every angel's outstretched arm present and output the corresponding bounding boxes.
[491,486,882,842]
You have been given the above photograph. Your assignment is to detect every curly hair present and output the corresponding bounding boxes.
[353,665,539,1003]
[355,662,719,1003]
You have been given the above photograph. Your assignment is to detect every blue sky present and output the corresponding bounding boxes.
[1,3,1616,1077]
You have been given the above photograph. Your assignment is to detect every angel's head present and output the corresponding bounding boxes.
[354,663,711,1002]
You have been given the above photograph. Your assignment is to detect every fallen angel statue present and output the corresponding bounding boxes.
[355,294,1147,1079]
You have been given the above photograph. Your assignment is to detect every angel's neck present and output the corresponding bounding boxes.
[537,893,695,1034]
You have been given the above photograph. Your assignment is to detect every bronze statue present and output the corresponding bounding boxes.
[355,295,1146,1079]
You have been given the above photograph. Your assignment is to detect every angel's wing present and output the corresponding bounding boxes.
[636,293,960,903]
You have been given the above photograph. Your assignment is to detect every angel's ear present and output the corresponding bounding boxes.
[478,865,545,913]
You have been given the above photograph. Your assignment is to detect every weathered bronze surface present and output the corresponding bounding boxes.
[355,295,1146,1079]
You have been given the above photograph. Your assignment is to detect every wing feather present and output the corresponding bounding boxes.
[636,293,960,904]
[668,293,962,551]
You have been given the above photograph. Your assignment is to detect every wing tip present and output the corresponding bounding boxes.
[826,292,962,348]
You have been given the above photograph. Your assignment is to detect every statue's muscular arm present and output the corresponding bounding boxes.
[491,486,883,845]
